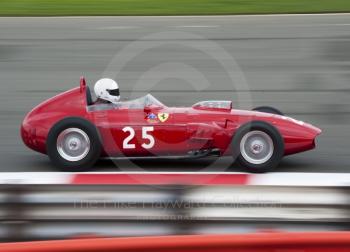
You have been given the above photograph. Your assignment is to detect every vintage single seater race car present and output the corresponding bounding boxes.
[21,77,321,173]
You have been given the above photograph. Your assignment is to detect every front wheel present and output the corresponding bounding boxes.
[253,106,284,115]
[46,117,101,172]
[231,121,284,173]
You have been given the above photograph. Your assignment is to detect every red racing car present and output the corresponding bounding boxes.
[21,77,321,173]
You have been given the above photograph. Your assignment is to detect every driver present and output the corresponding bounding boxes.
[94,78,120,104]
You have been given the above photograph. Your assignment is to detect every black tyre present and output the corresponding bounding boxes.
[46,117,101,172]
[231,121,284,173]
[253,106,284,115]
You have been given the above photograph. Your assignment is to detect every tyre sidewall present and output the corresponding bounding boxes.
[231,121,284,173]
[46,117,101,172]
[253,106,283,116]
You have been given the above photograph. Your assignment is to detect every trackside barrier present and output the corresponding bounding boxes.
[0,172,350,186]
[0,183,350,241]
[1,232,350,252]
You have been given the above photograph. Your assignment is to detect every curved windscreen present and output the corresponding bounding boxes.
[118,94,165,109]
[87,94,165,111]
[192,100,232,110]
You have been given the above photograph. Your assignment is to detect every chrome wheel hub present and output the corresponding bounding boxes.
[240,130,274,165]
[57,128,90,162]
[251,140,264,154]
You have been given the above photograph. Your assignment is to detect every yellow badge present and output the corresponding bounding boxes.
[158,112,169,122]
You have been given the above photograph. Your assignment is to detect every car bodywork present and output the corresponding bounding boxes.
[21,78,321,161]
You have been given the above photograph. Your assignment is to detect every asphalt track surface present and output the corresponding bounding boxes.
[0,14,349,173]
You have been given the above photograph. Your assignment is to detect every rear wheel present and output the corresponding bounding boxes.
[231,121,284,173]
[46,117,101,172]
[253,106,284,115]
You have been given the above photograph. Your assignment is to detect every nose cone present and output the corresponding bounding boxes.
[314,126,322,136]
[276,115,322,155]
[278,115,321,137]
[304,122,322,138]
[307,123,322,150]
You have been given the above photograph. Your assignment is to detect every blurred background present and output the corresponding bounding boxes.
[1,183,350,242]
[0,14,349,172]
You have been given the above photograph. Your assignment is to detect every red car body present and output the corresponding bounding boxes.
[21,78,321,170]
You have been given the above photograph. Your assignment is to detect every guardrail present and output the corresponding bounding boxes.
[1,184,350,242]
[2,232,350,252]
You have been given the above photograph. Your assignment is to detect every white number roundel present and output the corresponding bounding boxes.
[122,126,155,149]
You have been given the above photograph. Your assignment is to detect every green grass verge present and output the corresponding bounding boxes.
[0,0,349,16]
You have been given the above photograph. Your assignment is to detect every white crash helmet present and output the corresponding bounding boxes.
[94,78,120,104]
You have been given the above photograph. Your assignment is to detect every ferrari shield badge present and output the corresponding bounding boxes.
[158,112,169,122]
